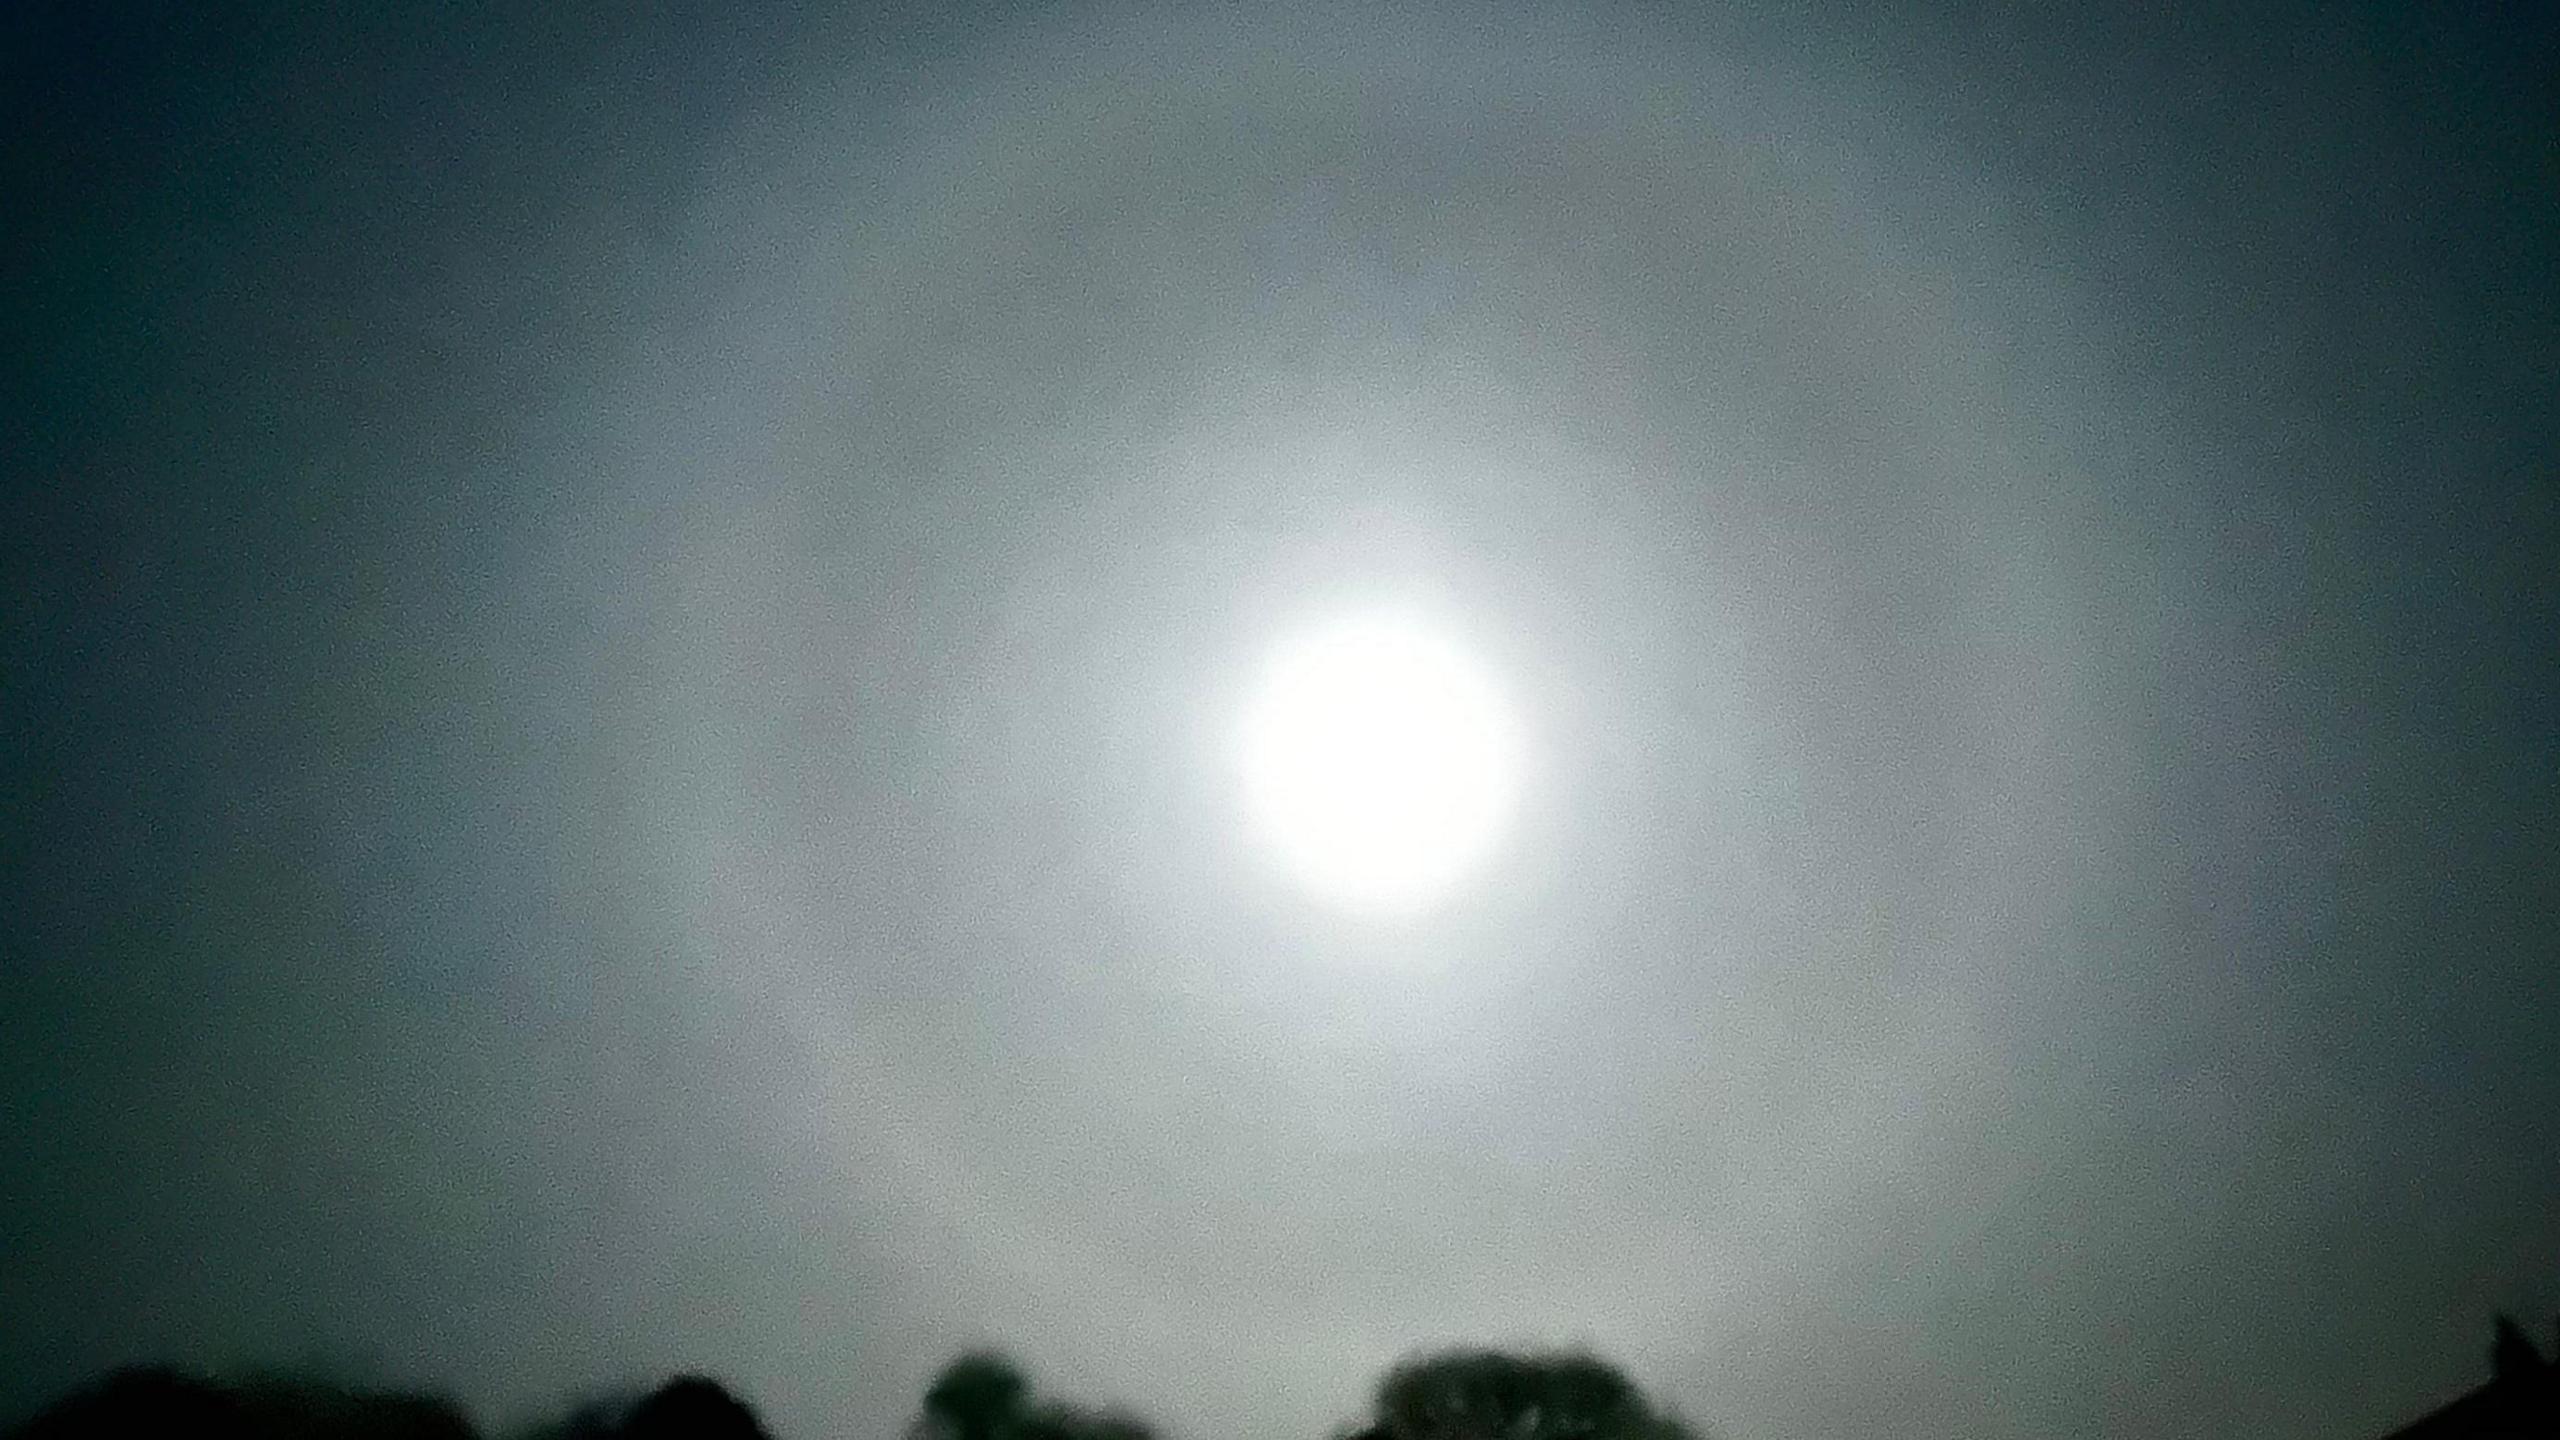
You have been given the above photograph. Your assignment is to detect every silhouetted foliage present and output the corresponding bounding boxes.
[621,1376,771,1440]
[7,1367,249,1440]
[3,1367,779,1440]
[1014,1401,1157,1440]
[1363,1350,1697,1440]
[912,1353,1152,1440]
[5,1365,475,1440]
[920,1352,1032,1440]
[508,1376,771,1440]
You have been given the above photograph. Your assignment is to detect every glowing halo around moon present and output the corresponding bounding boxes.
[1236,608,1525,914]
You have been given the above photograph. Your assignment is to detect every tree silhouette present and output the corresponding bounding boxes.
[1016,1401,1157,1440]
[919,1352,1034,1440]
[912,1352,1154,1440]
[4,1365,477,1440]
[619,1376,771,1440]
[1363,1349,1697,1440]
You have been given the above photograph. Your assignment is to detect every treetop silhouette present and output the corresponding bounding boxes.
[1361,1349,1698,1440]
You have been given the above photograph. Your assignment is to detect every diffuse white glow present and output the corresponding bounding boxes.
[1238,608,1523,914]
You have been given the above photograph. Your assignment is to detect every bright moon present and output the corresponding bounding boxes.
[1238,609,1524,913]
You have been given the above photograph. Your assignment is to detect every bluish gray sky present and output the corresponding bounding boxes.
[5,5,2554,1440]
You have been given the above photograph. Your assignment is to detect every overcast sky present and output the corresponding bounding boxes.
[5,4,2555,1440]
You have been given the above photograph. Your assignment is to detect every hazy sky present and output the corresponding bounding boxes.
[5,4,2555,1440]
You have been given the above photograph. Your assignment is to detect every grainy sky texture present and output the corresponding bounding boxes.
[4,5,2555,1440]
